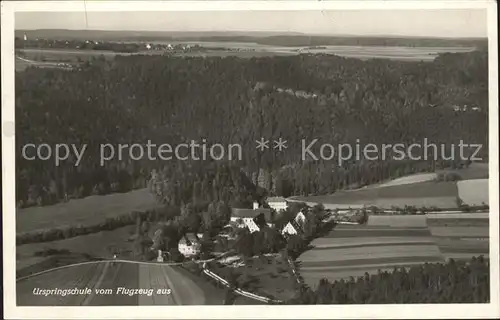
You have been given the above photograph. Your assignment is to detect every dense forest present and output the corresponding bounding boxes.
[287,256,490,304]
[15,51,488,207]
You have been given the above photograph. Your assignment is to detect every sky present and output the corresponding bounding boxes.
[15,9,488,38]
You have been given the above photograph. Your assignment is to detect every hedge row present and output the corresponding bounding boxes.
[365,204,489,215]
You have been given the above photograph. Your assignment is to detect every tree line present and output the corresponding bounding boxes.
[286,256,490,304]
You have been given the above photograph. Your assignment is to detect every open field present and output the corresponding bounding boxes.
[15,43,479,70]
[16,188,160,234]
[162,41,476,61]
[457,179,489,206]
[377,173,437,188]
[299,215,489,288]
[342,163,488,191]
[299,225,443,287]
[367,215,428,227]
[291,181,459,209]
[16,225,137,271]
[427,215,490,261]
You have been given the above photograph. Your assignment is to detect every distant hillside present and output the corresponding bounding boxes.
[15,29,487,48]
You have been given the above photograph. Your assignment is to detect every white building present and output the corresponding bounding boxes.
[281,221,298,236]
[146,43,152,50]
[230,202,272,233]
[23,33,28,41]
[267,197,288,212]
[178,234,201,258]
[294,211,307,225]
[281,219,302,237]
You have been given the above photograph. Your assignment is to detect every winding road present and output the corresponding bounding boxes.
[16,260,206,306]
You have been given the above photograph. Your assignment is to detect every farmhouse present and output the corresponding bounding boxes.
[231,201,273,233]
[178,233,201,258]
[267,197,288,212]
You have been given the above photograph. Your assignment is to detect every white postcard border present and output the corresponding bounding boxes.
[2,1,498,319]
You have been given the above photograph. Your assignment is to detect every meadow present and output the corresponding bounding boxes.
[292,164,489,210]
[457,179,489,206]
[16,225,137,274]
[291,180,459,209]
[16,188,160,234]
[15,43,479,71]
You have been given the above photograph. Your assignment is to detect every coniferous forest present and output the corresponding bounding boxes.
[287,257,490,304]
[15,51,488,207]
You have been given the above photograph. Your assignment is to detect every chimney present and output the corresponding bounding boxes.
[253,201,259,210]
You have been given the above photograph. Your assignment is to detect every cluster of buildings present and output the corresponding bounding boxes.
[229,197,305,236]
[175,196,309,259]
[155,195,367,261]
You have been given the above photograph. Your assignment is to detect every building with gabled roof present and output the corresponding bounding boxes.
[230,201,273,233]
[281,219,302,237]
[294,211,307,225]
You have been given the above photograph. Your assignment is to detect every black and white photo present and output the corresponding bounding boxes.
[2,1,498,319]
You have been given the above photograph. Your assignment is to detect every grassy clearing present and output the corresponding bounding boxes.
[300,244,443,263]
[16,188,160,234]
[16,225,136,272]
[426,212,489,219]
[310,236,436,248]
[426,217,489,227]
[368,215,427,227]
[377,173,438,188]
[177,51,295,58]
[457,179,489,206]
[16,252,101,280]
[435,238,489,253]
[294,181,459,209]
[428,226,489,238]
[301,255,445,269]
[323,228,432,238]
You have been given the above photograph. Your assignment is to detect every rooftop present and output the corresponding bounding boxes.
[267,196,288,203]
[231,208,272,221]
[179,233,199,245]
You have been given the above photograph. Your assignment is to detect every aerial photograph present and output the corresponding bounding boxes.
[12,6,491,307]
